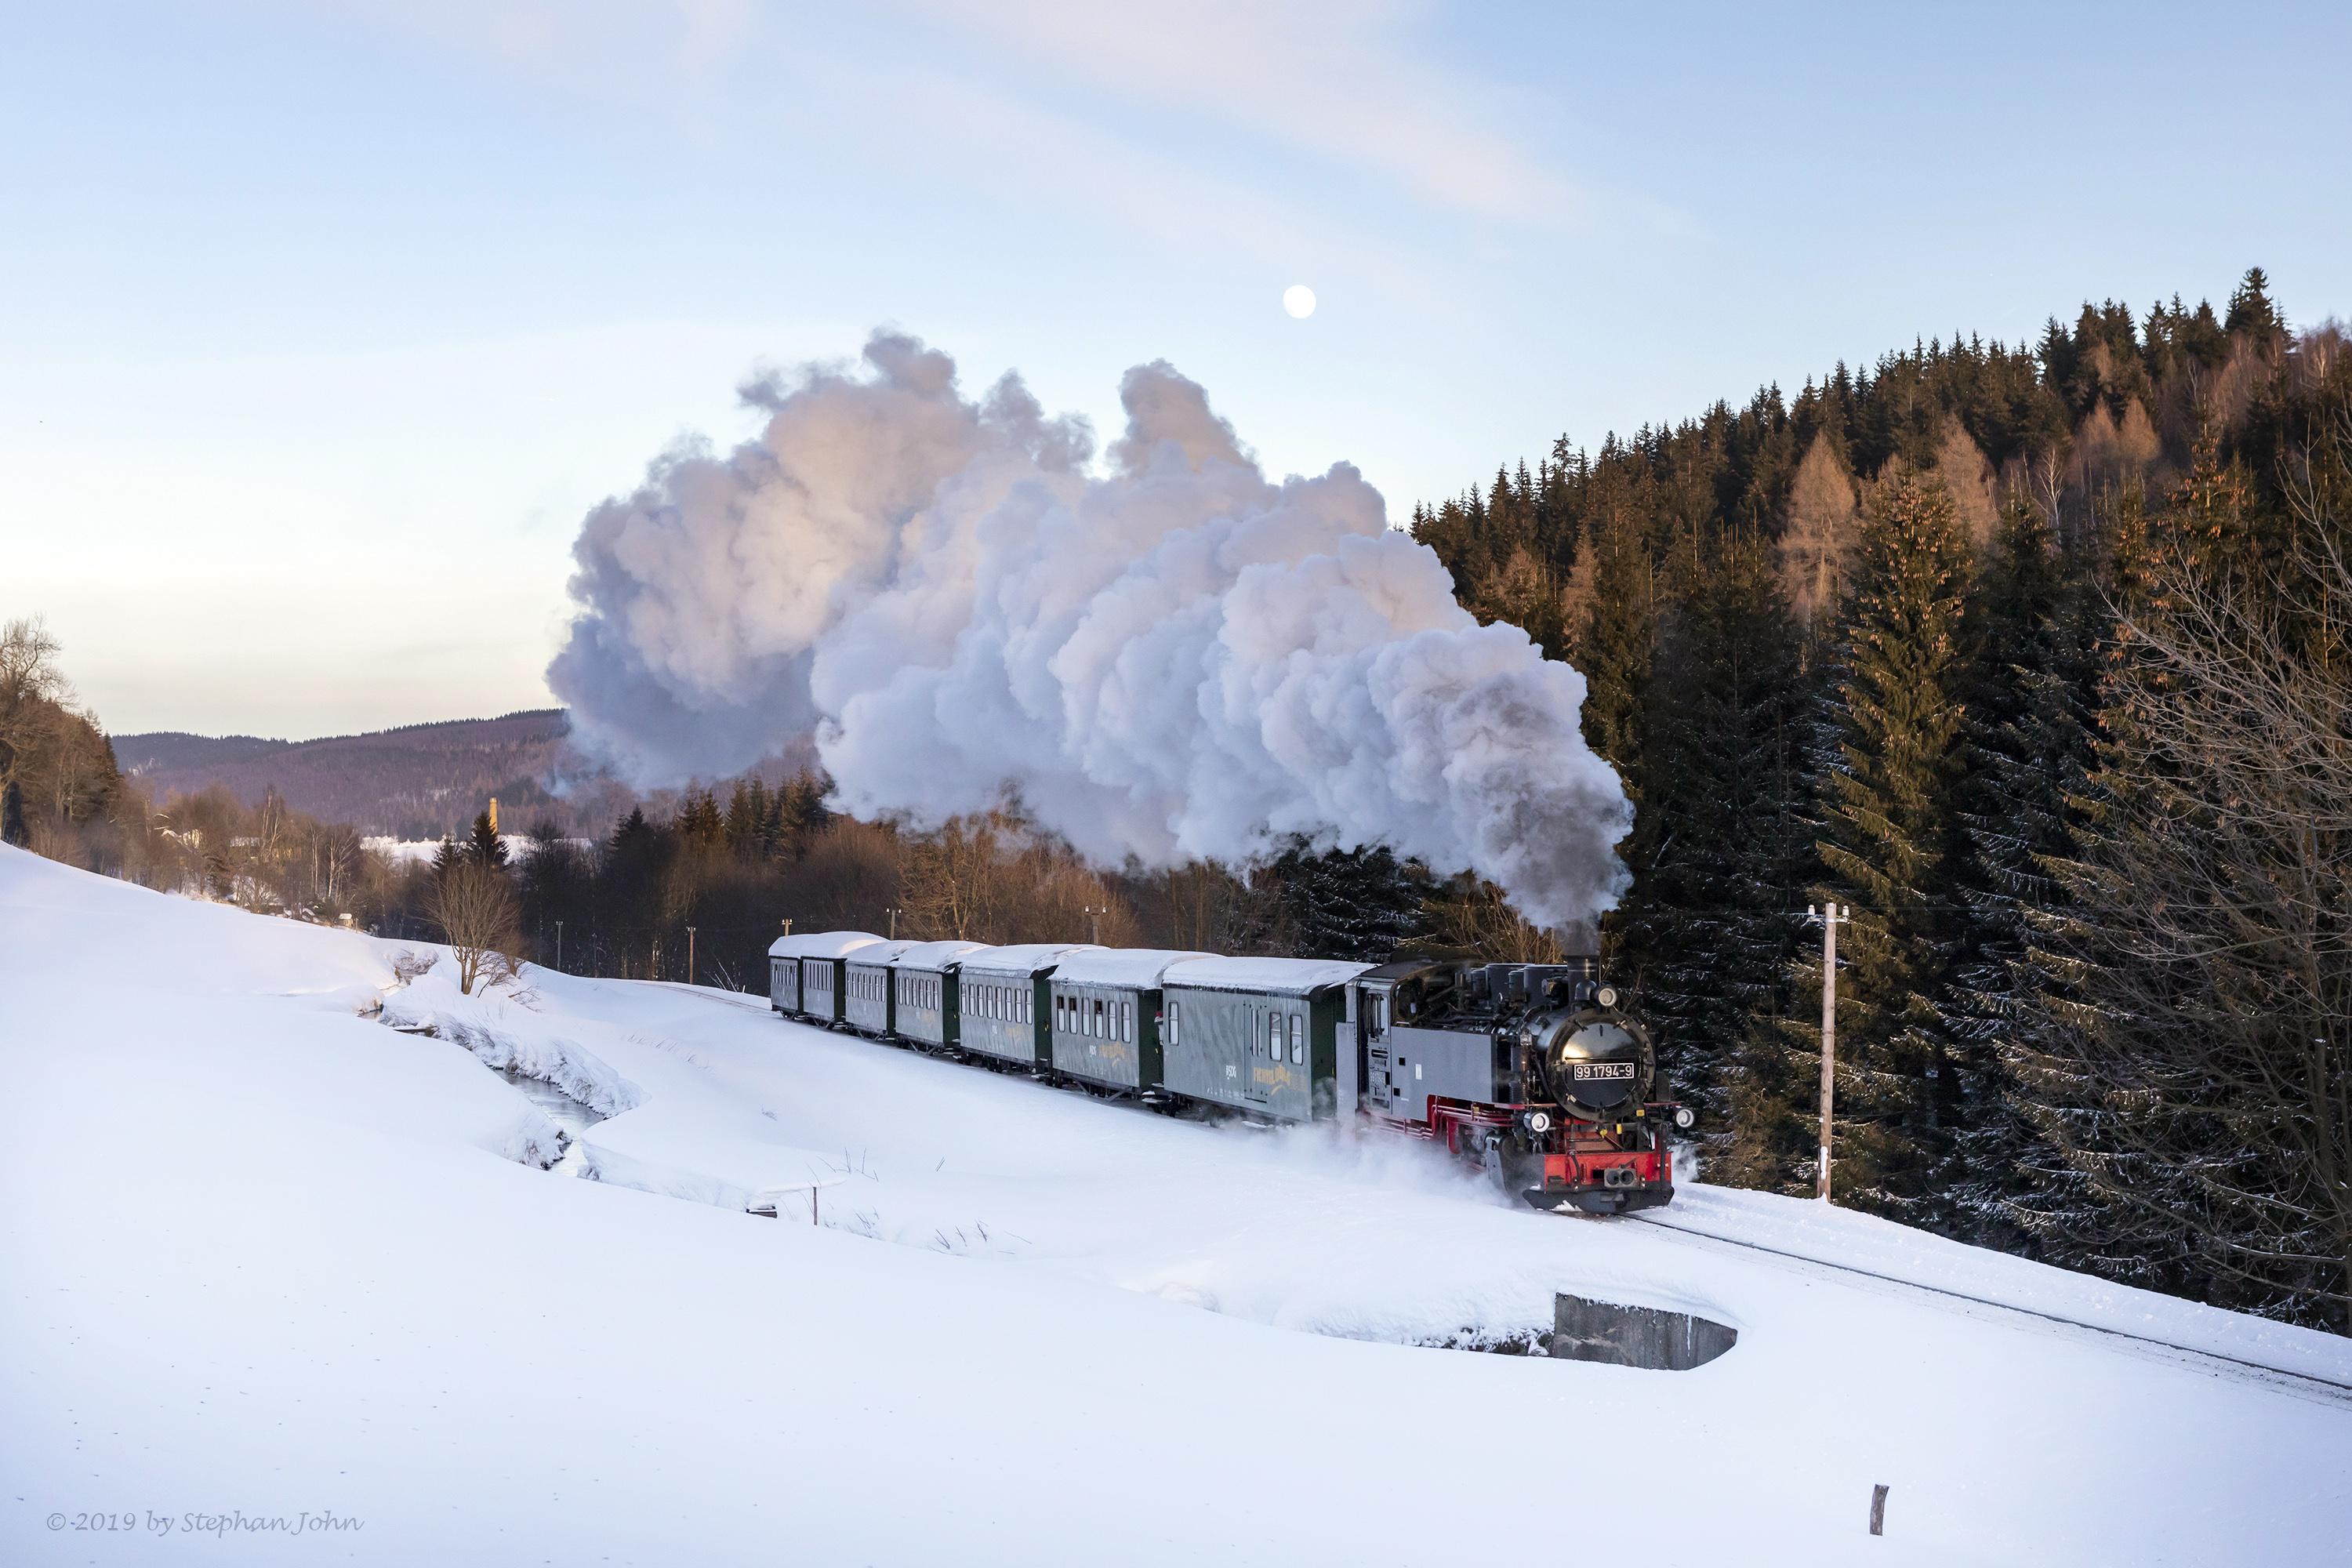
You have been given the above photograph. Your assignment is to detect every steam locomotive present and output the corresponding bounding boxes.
[769,933,1690,1214]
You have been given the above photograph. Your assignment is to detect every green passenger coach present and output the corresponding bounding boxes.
[843,940,919,1036]
[1158,956,1372,1122]
[887,940,989,1047]
[950,943,1101,1069]
[1045,949,1213,1094]
[768,930,884,1022]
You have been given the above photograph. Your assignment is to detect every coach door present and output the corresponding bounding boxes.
[1360,985,1397,1112]
[1241,1004,1274,1105]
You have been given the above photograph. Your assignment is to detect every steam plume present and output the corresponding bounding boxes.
[548,332,1632,925]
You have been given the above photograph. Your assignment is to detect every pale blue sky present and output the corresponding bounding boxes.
[6,0,2347,738]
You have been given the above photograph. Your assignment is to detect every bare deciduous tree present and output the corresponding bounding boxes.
[898,810,1139,947]
[1412,873,1564,964]
[2025,488,2352,1329]
[427,863,522,995]
[1776,434,1862,636]
[0,616,70,844]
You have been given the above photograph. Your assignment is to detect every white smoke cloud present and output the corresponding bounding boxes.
[548,332,1632,925]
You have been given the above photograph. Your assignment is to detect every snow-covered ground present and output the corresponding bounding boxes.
[2,843,2345,1566]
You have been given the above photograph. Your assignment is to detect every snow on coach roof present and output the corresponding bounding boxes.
[844,940,920,965]
[956,942,1102,975]
[1163,955,1374,994]
[890,939,992,971]
[1051,949,1215,988]
[767,931,886,960]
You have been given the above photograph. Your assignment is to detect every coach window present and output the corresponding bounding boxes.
[1290,1013,1305,1063]
[1123,1002,1133,1041]
[1167,1001,1180,1044]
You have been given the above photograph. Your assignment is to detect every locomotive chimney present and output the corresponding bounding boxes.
[1552,920,1600,989]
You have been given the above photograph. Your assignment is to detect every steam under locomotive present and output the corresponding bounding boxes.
[769,934,1690,1214]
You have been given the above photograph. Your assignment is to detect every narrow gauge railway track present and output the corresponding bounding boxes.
[1604,1209,2352,1408]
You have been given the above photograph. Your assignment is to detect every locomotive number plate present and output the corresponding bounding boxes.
[1573,1062,1635,1080]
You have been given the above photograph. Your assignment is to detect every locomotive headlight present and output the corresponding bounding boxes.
[1596,986,1618,1008]
[1525,1110,1552,1134]
[1673,1106,1696,1130]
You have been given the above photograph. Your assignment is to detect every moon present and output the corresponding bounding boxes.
[1283,284,1316,319]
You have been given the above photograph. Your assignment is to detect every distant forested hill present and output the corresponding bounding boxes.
[115,710,596,839]
[112,732,297,774]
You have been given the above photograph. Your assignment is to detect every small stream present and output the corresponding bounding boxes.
[494,1065,607,1175]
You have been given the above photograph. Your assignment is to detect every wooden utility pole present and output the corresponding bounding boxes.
[1809,903,1847,1201]
[687,926,697,986]
[554,920,564,974]
[1083,905,1105,945]
[885,906,901,940]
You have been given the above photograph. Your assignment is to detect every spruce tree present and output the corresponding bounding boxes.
[1799,466,1977,1217]
[1608,526,1812,1166]
[1944,497,2102,1251]
[1575,506,1659,775]
[1268,836,1427,961]
[462,810,508,869]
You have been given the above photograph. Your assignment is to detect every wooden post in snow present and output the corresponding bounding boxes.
[1870,1484,1889,1536]
[1809,903,1846,1202]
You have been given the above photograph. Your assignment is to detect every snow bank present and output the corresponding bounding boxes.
[380,973,646,1120]
[3,842,2347,1568]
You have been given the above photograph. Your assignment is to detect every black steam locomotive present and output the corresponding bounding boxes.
[771,935,1689,1215]
[1355,956,1690,1214]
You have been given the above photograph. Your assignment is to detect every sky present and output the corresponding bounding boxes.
[5,0,2348,740]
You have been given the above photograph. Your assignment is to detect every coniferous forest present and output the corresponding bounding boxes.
[1412,268,2350,1331]
[6,268,2347,1331]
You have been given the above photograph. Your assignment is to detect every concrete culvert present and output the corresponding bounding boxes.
[1551,1292,1737,1370]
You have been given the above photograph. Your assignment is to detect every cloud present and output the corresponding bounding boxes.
[905,0,1574,223]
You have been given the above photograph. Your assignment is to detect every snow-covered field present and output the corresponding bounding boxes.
[2,843,2345,1566]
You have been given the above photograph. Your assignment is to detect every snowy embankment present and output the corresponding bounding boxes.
[2,844,2345,1566]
